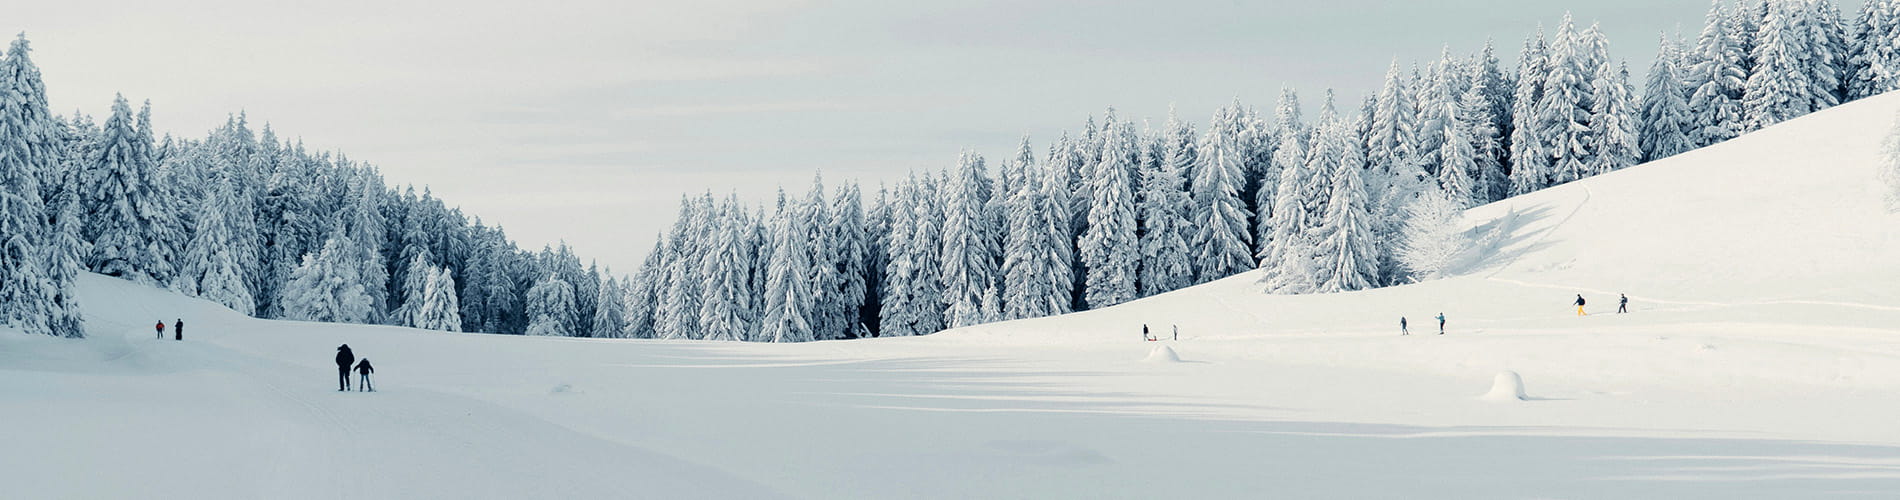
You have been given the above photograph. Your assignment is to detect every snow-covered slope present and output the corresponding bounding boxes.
[949,91,1900,345]
[9,95,1900,499]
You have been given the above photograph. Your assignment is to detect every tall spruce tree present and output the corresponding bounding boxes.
[1080,116,1139,309]
[1641,34,1698,162]
[1189,104,1255,283]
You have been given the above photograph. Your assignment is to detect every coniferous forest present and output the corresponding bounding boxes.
[4,0,1899,341]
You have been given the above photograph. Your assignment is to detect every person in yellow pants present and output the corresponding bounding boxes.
[1574,294,1587,316]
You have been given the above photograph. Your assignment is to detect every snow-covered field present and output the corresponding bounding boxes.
[11,95,1900,499]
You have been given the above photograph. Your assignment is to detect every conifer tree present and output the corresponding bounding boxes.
[525,272,577,337]
[1537,15,1598,186]
[1641,34,1698,162]
[1138,115,1194,297]
[1080,117,1139,309]
[941,152,996,328]
[1746,0,1820,130]
[1189,104,1255,284]
[1687,1,1750,147]
[283,236,375,324]
[1590,62,1642,176]
[1310,122,1379,293]
[175,178,256,314]
[83,94,176,285]
[414,267,462,332]
[697,198,754,341]
[0,34,82,337]
[1511,29,1553,196]
[759,197,815,343]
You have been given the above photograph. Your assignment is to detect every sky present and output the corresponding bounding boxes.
[8,0,1870,272]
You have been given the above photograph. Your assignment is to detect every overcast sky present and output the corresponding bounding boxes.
[10,0,1867,271]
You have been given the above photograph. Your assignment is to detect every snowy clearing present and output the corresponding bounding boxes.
[11,94,1900,499]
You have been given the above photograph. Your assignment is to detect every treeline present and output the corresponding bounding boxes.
[4,0,1895,342]
[0,35,620,339]
[625,0,1900,341]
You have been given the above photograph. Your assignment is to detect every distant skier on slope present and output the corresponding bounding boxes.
[1400,317,1408,335]
[1618,294,1628,314]
[1574,295,1587,316]
[1142,324,1152,341]
[1172,325,1178,341]
[336,345,355,391]
[174,319,183,341]
[355,359,375,392]
[1436,313,1445,335]
[155,320,165,340]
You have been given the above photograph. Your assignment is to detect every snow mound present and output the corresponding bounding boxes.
[1481,371,1529,401]
[1143,345,1182,363]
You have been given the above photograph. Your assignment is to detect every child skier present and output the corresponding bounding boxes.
[355,359,375,392]
[1436,313,1445,335]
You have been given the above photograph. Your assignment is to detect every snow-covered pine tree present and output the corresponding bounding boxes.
[698,197,754,341]
[1002,159,1053,319]
[1746,0,1821,130]
[1309,121,1380,293]
[1080,115,1139,309]
[83,94,176,285]
[1474,38,1516,171]
[759,196,815,343]
[1460,62,1508,205]
[414,266,462,332]
[1256,88,1300,260]
[391,249,433,327]
[1804,0,1849,110]
[863,184,891,334]
[798,176,843,339]
[1641,34,1698,162]
[829,182,869,338]
[622,238,664,338]
[1188,104,1255,284]
[1687,0,1751,147]
[1436,94,1479,209]
[588,274,625,338]
[524,272,578,337]
[282,236,376,324]
[1590,61,1642,176]
[1847,0,1900,99]
[654,195,708,339]
[0,34,82,337]
[1511,28,1553,196]
[1395,191,1466,281]
[878,178,920,336]
[1137,113,1194,297]
[174,178,256,314]
[1537,14,1599,187]
[1367,59,1421,193]
[940,152,996,328]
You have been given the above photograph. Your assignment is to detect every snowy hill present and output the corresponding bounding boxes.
[947,90,1900,345]
[10,95,1900,498]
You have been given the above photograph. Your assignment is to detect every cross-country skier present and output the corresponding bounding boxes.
[1436,313,1445,335]
[155,320,165,340]
[355,359,375,392]
[1142,324,1151,341]
[336,345,355,391]
[1401,317,1409,335]
[1618,294,1628,314]
[1574,295,1587,316]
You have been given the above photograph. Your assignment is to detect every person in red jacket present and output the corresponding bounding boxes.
[155,321,165,340]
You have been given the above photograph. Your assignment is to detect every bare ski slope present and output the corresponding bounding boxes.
[7,94,1900,499]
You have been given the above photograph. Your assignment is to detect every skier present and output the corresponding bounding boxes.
[355,359,375,392]
[1400,317,1409,335]
[174,319,183,341]
[1172,325,1178,341]
[1574,294,1587,316]
[1142,324,1152,341]
[1618,294,1628,314]
[335,344,355,391]
[1436,313,1445,335]
[155,320,165,340]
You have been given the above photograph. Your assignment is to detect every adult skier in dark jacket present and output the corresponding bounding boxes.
[355,359,375,392]
[174,319,183,341]
[336,345,355,391]
[1574,295,1587,316]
